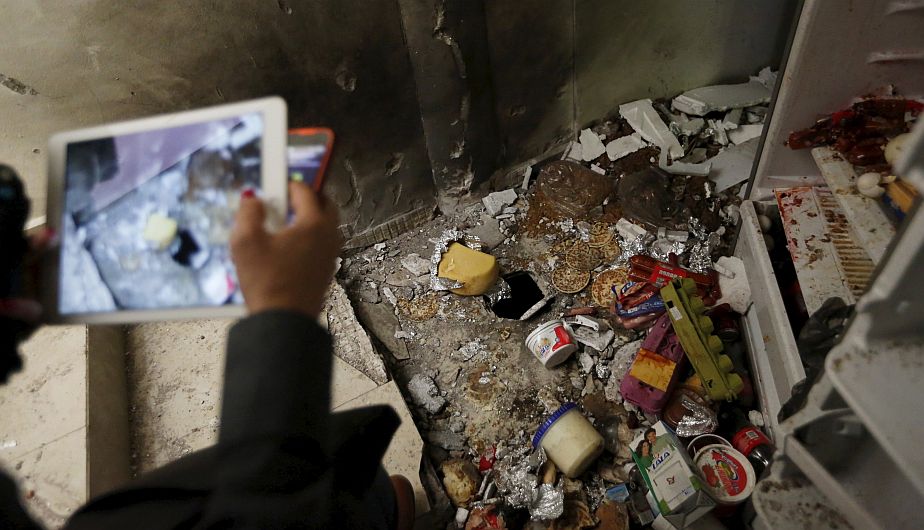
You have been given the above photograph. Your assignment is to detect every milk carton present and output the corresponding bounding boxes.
[631,421,715,528]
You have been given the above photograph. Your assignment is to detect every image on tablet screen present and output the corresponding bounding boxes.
[59,113,263,314]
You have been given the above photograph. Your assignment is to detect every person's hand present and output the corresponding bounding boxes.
[231,182,341,318]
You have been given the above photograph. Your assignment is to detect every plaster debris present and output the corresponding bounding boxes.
[482,189,519,217]
[407,374,447,414]
[672,79,771,116]
[590,163,606,175]
[374,242,387,252]
[618,98,684,159]
[658,149,712,177]
[578,128,607,161]
[456,339,488,361]
[469,214,506,251]
[429,430,467,451]
[707,119,729,146]
[522,166,534,190]
[728,123,764,145]
[564,141,583,161]
[401,253,432,276]
[577,351,596,374]
[750,66,778,91]
[614,218,647,241]
[605,133,647,161]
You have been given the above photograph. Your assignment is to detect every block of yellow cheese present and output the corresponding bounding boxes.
[628,348,677,392]
[437,243,500,296]
[143,213,178,250]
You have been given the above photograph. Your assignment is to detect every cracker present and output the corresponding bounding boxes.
[397,292,440,321]
[588,224,614,248]
[565,242,603,271]
[552,265,591,294]
[591,268,629,307]
[600,237,622,262]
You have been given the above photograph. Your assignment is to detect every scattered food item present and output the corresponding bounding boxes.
[587,223,615,249]
[551,266,591,294]
[631,422,715,528]
[619,99,684,159]
[593,501,630,530]
[605,133,647,161]
[628,255,721,306]
[732,425,775,477]
[661,278,743,401]
[438,243,500,296]
[442,458,481,507]
[856,171,895,198]
[591,268,629,307]
[672,79,771,116]
[397,292,440,321]
[578,128,607,161]
[690,435,756,514]
[142,212,178,249]
[526,320,579,368]
[884,132,911,165]
[565,243,602,272]
[533,403,604,478]
[407,373,447,414]
[483,188,519,217]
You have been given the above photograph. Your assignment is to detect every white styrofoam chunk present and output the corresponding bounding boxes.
[679,117,705,136]
[605,133,647,161]
[671,80,771,116]
[707,137,760,193]
[482,188,518,216]
[728,124,764,145]
[564,141,583,161]
[723,108,743,129]
[615,218,647,240]
[579,128,606,161]
[590,163,606,175]
[657,149,712,177]
[618,99,684,160]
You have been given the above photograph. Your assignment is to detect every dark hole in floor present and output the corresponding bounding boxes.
[489,271,546,319]
[171,229,201,267]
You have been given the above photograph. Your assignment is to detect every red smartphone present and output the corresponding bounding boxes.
[287,127,334,191]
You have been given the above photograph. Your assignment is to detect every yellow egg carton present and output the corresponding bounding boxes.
[660,278,743,401]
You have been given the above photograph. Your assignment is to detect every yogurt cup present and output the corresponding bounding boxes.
[532,402,604,478]
[525,320,578,368]
[688,434,755,515]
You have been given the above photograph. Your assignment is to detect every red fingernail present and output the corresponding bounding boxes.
[241,189,255,199]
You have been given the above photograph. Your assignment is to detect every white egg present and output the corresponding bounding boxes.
[757,214,773,232]
[885,133,911,166]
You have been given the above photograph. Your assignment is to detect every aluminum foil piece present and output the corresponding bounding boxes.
[684,217,721,273]
[494,447,543,509]
[618,233,655,264]
[429,229,483,291]
[483,279,512,306]
[675,395,719,437]
[649,237,688,262]
[529,483,564,520]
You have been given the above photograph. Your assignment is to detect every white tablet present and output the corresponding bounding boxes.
[43,97,288,324]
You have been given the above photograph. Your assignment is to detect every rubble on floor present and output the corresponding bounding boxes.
[336,69,781,529]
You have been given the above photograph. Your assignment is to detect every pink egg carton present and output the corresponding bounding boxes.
[620,313,687,415]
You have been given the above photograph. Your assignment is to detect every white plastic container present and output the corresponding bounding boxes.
[687,434,755,515]
[532,402,604,478]
[525,320,578,368]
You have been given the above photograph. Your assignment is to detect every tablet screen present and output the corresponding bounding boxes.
[58,112,263,314]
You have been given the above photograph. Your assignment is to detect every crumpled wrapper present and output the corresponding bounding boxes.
[617,233,655,265]
[494,448,564,520]
[685,217,722,273]
[649,237,688,263]
[429,229,483,291]
[675,395,719,437]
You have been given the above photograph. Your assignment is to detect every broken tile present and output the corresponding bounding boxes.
[326,281,390,384]
[723,108,743,129]
[605,133,646,161]
[658,149,712,177]
[330,356,378,409]
[618,99,684,159]
[335,381,430,515]
[750,66,777,91]
[468,214,506,251]
[672,80,771,116]
[579,128,606,161]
